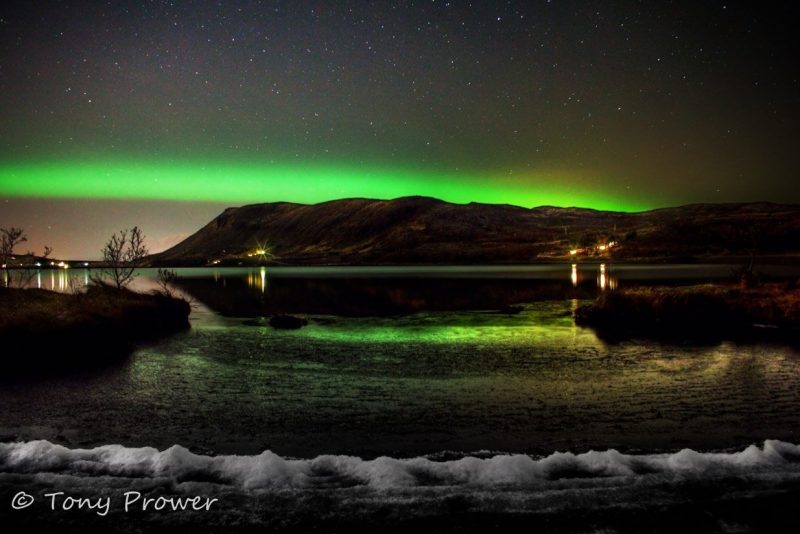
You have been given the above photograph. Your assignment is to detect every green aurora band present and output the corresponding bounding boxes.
[0,160,650,212]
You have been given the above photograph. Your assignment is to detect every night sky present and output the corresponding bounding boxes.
[1,1,798,258]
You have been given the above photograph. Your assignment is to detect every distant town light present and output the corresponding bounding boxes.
[569,249,578,255]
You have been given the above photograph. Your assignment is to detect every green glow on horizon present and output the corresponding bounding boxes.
[0,160,651,211]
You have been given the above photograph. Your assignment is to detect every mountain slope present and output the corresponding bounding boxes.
[149,197,800,265]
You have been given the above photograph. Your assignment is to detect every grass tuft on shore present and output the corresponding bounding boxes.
[575,283,800,342]
[0,284,191,373]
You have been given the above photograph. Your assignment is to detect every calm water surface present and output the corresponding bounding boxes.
[2,264,800,457]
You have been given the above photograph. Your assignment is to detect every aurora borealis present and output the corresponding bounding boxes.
[1,1,798,258]
[0,159,647,211]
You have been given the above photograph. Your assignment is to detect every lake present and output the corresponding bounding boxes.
[2,264,800,531]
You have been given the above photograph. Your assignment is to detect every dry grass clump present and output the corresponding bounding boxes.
[575,283,800,341]
[0,284,186,333]
[0,284,190,372]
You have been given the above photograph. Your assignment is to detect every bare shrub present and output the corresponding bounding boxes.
[92,226,149,289]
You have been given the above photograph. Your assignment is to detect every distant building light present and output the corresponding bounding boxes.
[598,244,607,251]
[569,249,578,255]
[35,262,41,267]
[83,262,89,267]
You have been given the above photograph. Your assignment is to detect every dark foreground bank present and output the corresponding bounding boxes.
[0,285,190,373]
[5,486,799,534]
[2,439,800,534]
[575,283,800,342]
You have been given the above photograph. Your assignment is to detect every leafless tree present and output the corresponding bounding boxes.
[93,226,149,289]
[155,268,179,297]
[1,227,28,287]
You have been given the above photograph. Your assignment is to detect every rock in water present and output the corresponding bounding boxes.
[269,314,308,329]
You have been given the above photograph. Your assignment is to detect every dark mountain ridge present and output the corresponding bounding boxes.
[149,196,800,266]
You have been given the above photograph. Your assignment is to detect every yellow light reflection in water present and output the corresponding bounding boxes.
[599,264,607,290]
[597,263,618,291]
[246,267,268,294]
[3,268,94,291]
[571,264,578,287]
[260,267,266,294]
